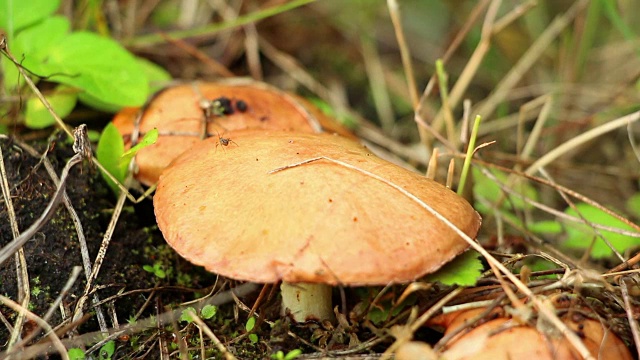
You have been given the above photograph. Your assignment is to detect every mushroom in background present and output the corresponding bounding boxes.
[154,130,481,322]
[407,306,633,360]
[112,79,354,186]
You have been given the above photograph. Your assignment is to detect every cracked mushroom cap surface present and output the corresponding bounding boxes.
[113,79,353,185]
[154,131,481,285]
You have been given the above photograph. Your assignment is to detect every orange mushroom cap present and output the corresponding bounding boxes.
[154,130,481,285]
[112,79,354,186]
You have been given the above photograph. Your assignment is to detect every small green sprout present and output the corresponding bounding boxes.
[200,305,217,320]
[245,316,259,344]
[142,262,166,279]
[271,349,303,360]
[180,307,197,323]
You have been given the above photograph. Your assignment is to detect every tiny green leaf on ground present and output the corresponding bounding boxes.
[180,307,196,323]
[67,348,85,360]
[424,250,483,286]
[26,32,149,108]
[96,123,127,194]
[200,305,217,320]
[25,86,77,129]
[563,202,640,258]
[99,340,115,360]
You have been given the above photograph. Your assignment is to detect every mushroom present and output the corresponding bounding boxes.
[154,130,481,322]
[417,306,632,360]
[112,79,354,186]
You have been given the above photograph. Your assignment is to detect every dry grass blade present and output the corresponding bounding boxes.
[186,309,237,360]
[0,136,30,348]
[526,110,640,176]
[0,295,68,360]
[0,151,84,266]
[619,279,640,358]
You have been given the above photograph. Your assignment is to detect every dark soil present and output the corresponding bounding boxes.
[0,133,161,345]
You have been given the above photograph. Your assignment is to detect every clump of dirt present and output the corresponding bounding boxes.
[0,134,159,343]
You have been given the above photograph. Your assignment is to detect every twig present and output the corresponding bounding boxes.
[72,172,130,333]
[13,138,110,335]
[619,279,640,359]
[187,309,237,360]
[0,136,31,348]
[0,295,69,360]
[0,150,84,266]
[525,110,640,175]
[5,267,83,357]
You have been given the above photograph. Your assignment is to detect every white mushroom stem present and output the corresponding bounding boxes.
[280,282,335,322]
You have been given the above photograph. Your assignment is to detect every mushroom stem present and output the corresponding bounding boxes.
[280,282,335,322]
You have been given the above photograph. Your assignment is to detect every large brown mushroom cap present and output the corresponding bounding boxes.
[113,79,354,185]
[154,130,481,285]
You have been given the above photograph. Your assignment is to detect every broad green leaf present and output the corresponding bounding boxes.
[473,167,538,212]
[97,123,127,194]
[528,220,563,234]
[200,305,217,320]
[0,0,60,39]
[424,250,483,286]
[563,203,640,258]
[626,193,640,219]
[27,32,148,107]
[78,58,170,112]
[25,86,77,129]
[249,333,259,344]
[121,128,158,165]
[2,16,70,92]
[136,57,172,92]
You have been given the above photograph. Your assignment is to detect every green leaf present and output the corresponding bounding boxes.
[245,316,256,331]
[99,340,115,360]
[142,265,154,273]
[563,203,640,258]
[473,167,538,212]
[27,32,148,108]
[0,0,60,39]
[136,57,172,93]
[626,193,640,219]
[25,86,77,129]
[200,305,217,320]
[2,16,70,92]
[424,250,483,286]
[528,220,563,234]
[284,349,302,360]
[248,333,259,344]
[67,348,85,360]
[96,123,127,194]
[180,307,196,323]
[121,128,158,165]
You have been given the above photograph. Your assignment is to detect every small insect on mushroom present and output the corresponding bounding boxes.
[214,131,239,153]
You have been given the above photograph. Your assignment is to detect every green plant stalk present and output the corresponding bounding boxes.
[435,59,456,145]
[126,0,316,47]
[457,115,481,196]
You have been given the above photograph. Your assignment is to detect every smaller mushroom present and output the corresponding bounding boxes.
[112,79,354,186]
[154,130,481,322]
[416,306,633,360]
